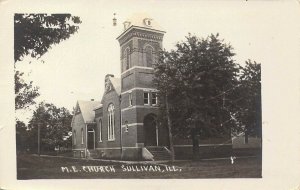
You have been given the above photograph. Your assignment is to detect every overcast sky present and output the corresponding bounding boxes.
[14,1,300,122]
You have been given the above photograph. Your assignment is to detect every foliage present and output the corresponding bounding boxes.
[15,71,40,110]
[16,120,30,152]
[154,34,240,141]
[234,60,261,137]
[14,14,81,110]
[26,102,73,152]
[14,14,81,62]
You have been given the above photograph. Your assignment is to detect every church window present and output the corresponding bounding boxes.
[73,130,76,145]
[129,92,133,106]
[123,21,131,30]
[144,18,152,27]
[107,104,115,141]
[124,48,131,70]
[151,92,157,106]
[124,121,129,133]
[99,119,102,142]
[76,107,80,114]
[81,128,84,144]
[145,46,154,67]
[144,92,150,105]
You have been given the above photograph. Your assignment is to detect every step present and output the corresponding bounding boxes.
[87,149,98,158]
[146,146,171,161]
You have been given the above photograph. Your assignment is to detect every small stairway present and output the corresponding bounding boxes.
[146,146,171,161]
[87,149,98,159]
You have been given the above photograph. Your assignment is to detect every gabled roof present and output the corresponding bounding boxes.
[109,76,121,95]
[77,100,101,123]
[100,76,121,104]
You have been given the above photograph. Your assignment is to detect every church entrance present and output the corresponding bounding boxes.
[144,114,169,147]
[144,114,158,146]
[87,129,95,149]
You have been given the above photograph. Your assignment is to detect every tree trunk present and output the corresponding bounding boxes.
[244,128,249,144]
[192,127,200,160]
[165,94,175,161]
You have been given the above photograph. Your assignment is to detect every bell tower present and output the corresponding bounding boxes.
[116,14,166,159]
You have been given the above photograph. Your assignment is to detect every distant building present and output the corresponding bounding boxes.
[71,14,232,160]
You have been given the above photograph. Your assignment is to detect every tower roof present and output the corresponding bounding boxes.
[116,13,165,41]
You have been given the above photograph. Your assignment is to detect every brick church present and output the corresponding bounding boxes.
[71,14,232,160]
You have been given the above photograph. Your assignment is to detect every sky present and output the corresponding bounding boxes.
[14,0,300,123]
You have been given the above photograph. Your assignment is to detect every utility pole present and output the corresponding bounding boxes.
[38,122,40,156]
[221,91,226,127]
[223,92,226,109]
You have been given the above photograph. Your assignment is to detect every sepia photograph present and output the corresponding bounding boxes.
[0,0,300,189]
[14,9,262,180]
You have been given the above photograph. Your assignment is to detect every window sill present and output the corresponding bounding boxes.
[108,138,115,142]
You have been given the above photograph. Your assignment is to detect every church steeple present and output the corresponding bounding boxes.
[116,14,165,74]
[116,14,168,157]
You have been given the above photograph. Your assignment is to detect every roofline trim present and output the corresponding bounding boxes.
[93,105,103,111]
[85,121,96,124]
[116,25,166,41]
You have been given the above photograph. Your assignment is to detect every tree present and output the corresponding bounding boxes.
[14,14,81,110]
[14,14,81,156]
[27,102,73,153]
[234,60,262,141]
[154,34,240,159]
[16,120,30,152]
[15,71,40,110]
[14,14,81,62]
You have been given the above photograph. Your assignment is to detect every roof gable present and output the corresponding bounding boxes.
[109,77,121,95]
[101,76,121,104]
[77,100,101,123]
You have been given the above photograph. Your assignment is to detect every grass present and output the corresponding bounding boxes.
[17,154,261,179]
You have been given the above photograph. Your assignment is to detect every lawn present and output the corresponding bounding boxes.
[17,154,261,179]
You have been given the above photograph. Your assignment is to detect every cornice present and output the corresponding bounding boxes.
[117,26,165,46]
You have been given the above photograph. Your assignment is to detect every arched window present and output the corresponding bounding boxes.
[145,45,154,67]
[81,128,84,144]
[99,119,102,142]
[124,48,131,71]
[107,104,115,140]
[73,130,76,145]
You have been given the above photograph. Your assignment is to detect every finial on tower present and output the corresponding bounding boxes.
[113,13,117,26]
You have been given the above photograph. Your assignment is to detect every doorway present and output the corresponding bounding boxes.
[87,129,95,149]
[144,114,158,146]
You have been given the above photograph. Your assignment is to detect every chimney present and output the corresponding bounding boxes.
[105,74,114,89]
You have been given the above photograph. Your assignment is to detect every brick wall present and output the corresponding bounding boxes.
[174,144,233,160]
[72,113,86,150]
[96,89,121,149]
[232,136,262,149]
[94,148,122,160]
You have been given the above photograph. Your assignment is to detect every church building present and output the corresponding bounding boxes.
[71,14,232,160]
